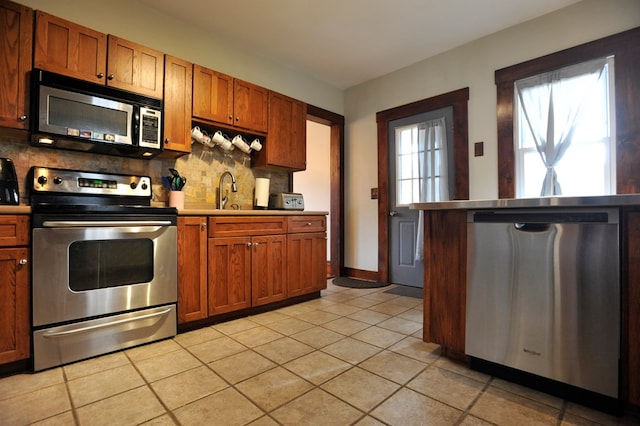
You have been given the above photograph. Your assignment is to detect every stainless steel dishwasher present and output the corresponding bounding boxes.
[465,208,620,399]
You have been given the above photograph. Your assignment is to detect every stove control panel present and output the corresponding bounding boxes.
[30,167,152,198]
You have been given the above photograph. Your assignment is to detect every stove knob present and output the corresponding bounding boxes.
[53,176,63,185]
[130,181,138,190]
[37,175,47,186]
[141,182,148,190]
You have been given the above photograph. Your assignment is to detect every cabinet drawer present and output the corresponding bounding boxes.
[208,216,287,238]
[0,215,29,247]
[287,216,326,233]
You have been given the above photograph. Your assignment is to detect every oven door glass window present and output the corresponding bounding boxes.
[69,239,154,290]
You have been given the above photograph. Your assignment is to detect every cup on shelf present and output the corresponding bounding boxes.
[232,135,251,153]
[250,138,263,151]
[191,126,205,143]
[212,130,234,151]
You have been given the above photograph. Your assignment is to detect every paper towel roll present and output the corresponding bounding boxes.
[254,178,270,208]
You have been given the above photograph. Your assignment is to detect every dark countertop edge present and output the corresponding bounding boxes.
[177,208,329,216]
[411,194,640,210]
[0,205,328,216]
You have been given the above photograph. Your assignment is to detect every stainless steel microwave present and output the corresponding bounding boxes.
[30,69,163,159]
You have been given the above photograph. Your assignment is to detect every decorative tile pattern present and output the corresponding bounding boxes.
[0,281,636,425]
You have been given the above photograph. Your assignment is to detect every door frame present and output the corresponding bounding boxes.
[376,88,470,283]
[306,104,344,278]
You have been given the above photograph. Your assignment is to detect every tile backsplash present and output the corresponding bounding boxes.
[0,132,288,208]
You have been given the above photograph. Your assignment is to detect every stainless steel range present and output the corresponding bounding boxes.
[29,166,178,371]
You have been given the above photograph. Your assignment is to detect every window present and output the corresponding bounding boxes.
[496,28,640,199]
[514,57,615,198]
[395,117,449,206]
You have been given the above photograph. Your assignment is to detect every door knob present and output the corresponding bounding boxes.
[389,211,399,217]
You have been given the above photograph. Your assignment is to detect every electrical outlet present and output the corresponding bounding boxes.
[371,188,379,199]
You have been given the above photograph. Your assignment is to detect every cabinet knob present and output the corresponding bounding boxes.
[229,115,233,120]
[235,116,240,121]
[307,222,312,226]
[247,242,252,247]
[19,259,28,265]
[164,138,170,144]
[97,72,105,79]
[18,115,27,121]
[201,222,206,229]
[253,242,259,247]
[108,74,115,80]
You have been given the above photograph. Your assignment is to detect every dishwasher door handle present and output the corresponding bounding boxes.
[514,222,551,232]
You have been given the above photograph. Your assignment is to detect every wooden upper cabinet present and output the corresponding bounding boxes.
[0,0,32,130]
[106,35,164,98]
[192,64,233,125]
[192,64,268,133]
[34,11,163,98]
[163,55,193,154]
[34,10,107,84]
[253,91,307,170]
[233,79,268,133]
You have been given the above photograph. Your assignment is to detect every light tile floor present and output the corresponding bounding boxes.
[0,281,637,425]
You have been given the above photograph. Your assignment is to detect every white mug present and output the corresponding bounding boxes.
[250,139,263,151]
[191,126,205,143]
[232,135,251,153]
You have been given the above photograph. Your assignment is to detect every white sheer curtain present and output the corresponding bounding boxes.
[416,117,448,261]
[515,58,608,196]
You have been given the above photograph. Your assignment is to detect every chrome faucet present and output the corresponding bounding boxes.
[218,171,237,209]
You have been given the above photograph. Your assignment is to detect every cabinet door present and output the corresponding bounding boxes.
[0,247,29,364]
[287,232,327,297]
[192,65,233,125]
[208,237,251,315]
[163,55,193,154]
[33,10,107,84]
[254,91,306,170]
[252,235,287,306]
[233,79,268,133]
[106,35,164,98]
[0,0,32,130]
[177,217,207,324]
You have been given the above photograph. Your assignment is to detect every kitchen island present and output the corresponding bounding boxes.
[411,195,640,410]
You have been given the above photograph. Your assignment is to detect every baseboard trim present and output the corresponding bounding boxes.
[342,267,379,282]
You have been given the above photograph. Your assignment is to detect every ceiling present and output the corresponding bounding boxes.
[139,0,581,89]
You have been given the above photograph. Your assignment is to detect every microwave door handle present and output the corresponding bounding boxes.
[41,220,173,227]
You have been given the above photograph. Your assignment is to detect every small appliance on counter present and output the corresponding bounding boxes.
[269,192,304,210]
[0,158,19,205]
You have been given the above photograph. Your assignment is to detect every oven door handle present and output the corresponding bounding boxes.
[41,220,173,227]
[41,307,173,338]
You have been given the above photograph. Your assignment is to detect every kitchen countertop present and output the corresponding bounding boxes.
[0,205,31,214]
[177,207,328,216]
[0,204,328,216]
[411,194,640,210]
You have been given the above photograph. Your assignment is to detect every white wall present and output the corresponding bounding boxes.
[16,0,344,115]
[294,121,331,260]
[343,0,640,272]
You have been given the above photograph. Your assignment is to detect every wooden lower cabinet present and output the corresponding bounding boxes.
[208,236,252,315]
[177,217,207,324]
[0,215,30,365]
[624,210,640,407]
[287,232,327,297]
[251,235,287,306]
[177,214,326,324]
[423,210,467,358]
